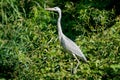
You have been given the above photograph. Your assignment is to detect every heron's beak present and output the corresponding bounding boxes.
[45,8,55,11]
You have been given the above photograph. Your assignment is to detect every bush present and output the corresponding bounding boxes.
[0,0,120,79]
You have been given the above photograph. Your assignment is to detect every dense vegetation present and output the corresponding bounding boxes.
[0,0,120,79]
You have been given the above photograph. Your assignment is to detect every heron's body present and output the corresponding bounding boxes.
[45,7,87,73]
[60,34,87,61]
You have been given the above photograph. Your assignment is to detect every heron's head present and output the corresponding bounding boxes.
[45,7,61,12]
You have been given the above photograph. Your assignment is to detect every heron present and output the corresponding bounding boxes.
[45,7,87,73]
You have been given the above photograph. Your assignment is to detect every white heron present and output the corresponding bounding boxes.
[45,7,87,73]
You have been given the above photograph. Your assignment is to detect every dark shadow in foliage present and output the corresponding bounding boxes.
[105,0,120,15]
[102,66,120,80]
[0,48,19,79]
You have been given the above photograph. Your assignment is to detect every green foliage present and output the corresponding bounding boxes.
[0,0,120,79]
[77,7,115,32]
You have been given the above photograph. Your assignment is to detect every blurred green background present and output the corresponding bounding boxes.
[0,0,120,79]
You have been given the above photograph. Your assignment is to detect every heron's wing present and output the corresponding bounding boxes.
[61,35,87,61]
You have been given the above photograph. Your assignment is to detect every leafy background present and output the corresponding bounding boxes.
[0,0,120,79]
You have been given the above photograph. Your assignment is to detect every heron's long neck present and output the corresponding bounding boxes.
[57,11,63,36]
